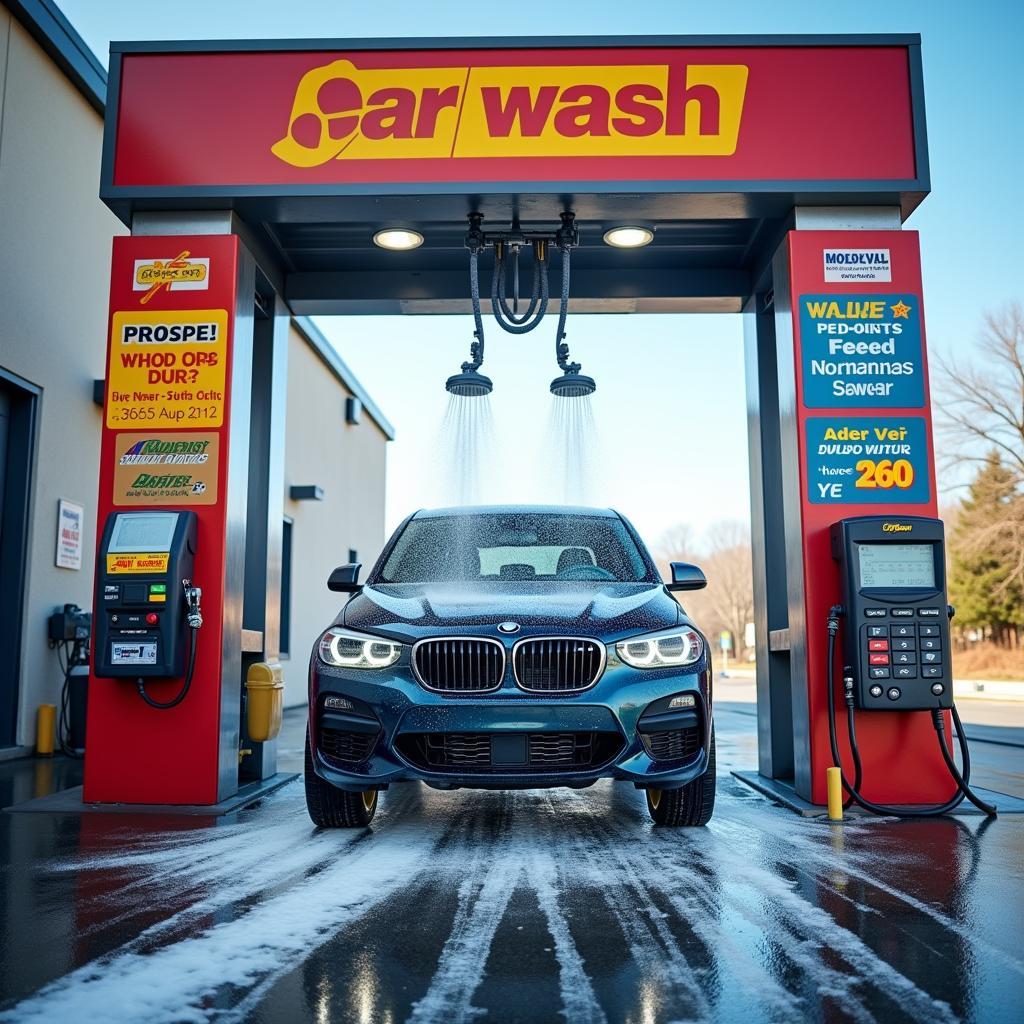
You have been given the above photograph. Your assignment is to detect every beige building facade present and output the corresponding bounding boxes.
[0,2,391,749]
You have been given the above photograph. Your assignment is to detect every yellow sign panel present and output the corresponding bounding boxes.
[106,309,228,429]
[272,60,748,167]
[106,553,170,574]
[112,432,220,506]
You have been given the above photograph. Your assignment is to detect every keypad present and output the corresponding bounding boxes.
[863,611,945,687]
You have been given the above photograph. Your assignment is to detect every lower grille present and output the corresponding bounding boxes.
[642,726,701,763]
[320,727,378,764]
[513,638,605,692]
[413,638,505,693]
[396,731,623,772]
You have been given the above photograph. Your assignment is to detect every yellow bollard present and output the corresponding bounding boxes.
[826,766,844,821]
[36,704,56,757]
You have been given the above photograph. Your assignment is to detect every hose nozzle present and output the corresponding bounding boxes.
[183,580,203,630]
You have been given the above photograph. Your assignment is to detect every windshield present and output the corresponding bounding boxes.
[375,513,654,584]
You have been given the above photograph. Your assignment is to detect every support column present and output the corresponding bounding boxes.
[84,221,263,804]
[744,288,793,781]
[756,211,952,805]
[240,290,289,782]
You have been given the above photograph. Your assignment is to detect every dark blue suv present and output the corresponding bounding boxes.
[305,506,714,827]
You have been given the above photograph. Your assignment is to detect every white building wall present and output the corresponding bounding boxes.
[282,326,389,706]
[0,8,390,742]
[0,12,125,749]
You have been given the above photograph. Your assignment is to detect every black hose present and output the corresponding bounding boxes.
[826,607,995,818]
[137,626,197,710]
[461,247,486,372]
[938,706,998,816]
[56,640,84,758]
[492,246,548,331]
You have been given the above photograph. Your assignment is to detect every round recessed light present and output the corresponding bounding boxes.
[602,226,654,249]
[373,228,424,251]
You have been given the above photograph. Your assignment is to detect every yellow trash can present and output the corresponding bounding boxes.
[245,662,284,742]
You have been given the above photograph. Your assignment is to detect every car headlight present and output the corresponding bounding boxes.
[318,628,403,669]
[616,628,704,669]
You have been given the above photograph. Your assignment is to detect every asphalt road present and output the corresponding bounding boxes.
[1,703,1022,1024]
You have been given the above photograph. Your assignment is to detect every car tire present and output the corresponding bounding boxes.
[645,724,716,826]
[304,728,379,828]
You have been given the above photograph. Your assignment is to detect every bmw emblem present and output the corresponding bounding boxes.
[497,621,520,634]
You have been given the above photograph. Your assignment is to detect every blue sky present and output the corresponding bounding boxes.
[62,0,1024,541]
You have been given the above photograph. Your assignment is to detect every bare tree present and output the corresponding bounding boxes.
[936,303,1024,599]
[654,521,754,657]
[935,302,1024,478]
[654,524,697,569]
[700,523,754,657]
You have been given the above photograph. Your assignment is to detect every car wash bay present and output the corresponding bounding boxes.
[1,700,1023,1024]
[4,32,1024,1023]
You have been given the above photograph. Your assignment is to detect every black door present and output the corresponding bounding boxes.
[0,371,39,747]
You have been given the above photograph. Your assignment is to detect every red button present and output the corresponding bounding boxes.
[145,612,159,625]
[869,653,890,665]
[868,639,889,651]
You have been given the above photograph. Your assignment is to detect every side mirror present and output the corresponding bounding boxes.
[327,563,362,593]
[667,562,707,592]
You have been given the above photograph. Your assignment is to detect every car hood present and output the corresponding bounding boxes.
[340,582,684,643]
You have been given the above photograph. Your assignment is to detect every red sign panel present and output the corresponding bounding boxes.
[85,235,239,805]
[110,44,919,188]
[786,230,952,807]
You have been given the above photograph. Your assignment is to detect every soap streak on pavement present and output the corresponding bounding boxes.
[0,705,1022,1024]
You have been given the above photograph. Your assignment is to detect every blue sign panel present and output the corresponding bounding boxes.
[799,294,924,408]
[805,416,931,505]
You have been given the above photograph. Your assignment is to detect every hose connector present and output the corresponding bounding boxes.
[843,671,856,708]
[827,604,844,636]
[183,579,203,630]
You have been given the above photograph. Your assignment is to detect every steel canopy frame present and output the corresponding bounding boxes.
[87,34,951,809]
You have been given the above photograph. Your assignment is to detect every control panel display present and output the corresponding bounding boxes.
[858,543,935,589]
[107,512,179,553]
[831,517,952,712]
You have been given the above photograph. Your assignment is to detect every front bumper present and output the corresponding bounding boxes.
[308,647,712,792]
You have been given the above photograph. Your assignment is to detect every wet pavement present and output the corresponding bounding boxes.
[0,702,1022,1023]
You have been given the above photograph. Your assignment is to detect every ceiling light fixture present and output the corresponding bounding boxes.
[602,226,654,249]
[373,228,424,251]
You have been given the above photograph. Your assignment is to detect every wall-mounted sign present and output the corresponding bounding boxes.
[112,432,220,506]
[133,252,211,304]
[823,248,892,283]
[106,43,921,190]
[799,294,924,408]
[106,309,228,428]
[55,499,84,570]
[804,416,931,505]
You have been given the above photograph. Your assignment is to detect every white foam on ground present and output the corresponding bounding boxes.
[0,819,438,1024]
[3,744,1018,1023]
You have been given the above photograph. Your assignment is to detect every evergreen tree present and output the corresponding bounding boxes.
[948,451,1024,644]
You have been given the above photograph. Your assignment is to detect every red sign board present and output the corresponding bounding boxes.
[108,42,921,190]
[85,235,240,805]
[785,230,951,807]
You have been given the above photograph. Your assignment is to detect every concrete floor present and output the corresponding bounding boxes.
[0,702,1022,1023]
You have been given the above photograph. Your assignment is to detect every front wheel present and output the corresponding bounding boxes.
[646,724,716,826]
[304,728,379,828]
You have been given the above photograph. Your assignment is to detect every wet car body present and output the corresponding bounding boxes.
[307,505,714,823]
